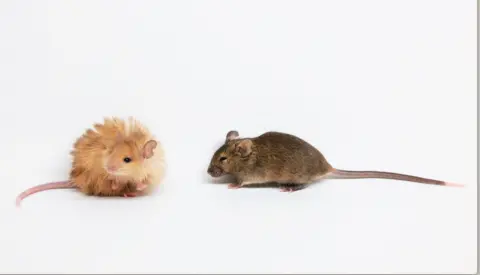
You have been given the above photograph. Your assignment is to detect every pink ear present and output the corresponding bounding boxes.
[142,140,157,159]
[225,130,239,142]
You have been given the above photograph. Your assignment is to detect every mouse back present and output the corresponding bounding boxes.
[252,131,332,177]
[208,130,332,182]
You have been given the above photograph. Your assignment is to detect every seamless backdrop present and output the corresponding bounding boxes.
[0,0,477,273]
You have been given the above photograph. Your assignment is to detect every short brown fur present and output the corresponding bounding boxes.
[208,131,332,187]
[207,130,462,191]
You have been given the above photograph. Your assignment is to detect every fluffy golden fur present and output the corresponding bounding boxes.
[70,116,166,196]
[16,117,165,205]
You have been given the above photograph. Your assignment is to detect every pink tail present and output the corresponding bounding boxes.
[329,168,464,187]
[16,181,76,206]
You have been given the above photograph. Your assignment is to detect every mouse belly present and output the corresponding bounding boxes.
[236,173,311,187]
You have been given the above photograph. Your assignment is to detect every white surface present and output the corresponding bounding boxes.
[0,0,476,273]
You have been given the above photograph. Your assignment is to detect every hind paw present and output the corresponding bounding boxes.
[280,188,304,193]
[280,184,306,193]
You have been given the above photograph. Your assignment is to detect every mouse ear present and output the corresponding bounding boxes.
[225,130,239,143]
[142,140,157,159]
[235,139,253,157]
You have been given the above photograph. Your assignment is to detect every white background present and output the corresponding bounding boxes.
[0,0,476,273]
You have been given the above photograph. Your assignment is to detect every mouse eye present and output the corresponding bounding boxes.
[219,156,227,162]
[123,157,132,163]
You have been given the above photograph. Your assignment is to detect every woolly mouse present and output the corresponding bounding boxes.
[16,117,166,206]
[207,130,463,191]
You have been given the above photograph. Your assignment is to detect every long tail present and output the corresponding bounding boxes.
[328,168,464,187]
[16,180,76,207]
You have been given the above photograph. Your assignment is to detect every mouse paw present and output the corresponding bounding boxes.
[136,181,148,191]
[280,185,305,192]
[123,192,137,198]
[228,183,241,189]
[111,182,120,190]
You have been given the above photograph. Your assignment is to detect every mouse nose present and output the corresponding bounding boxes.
[107,165,118,172]
[208,166,223,177]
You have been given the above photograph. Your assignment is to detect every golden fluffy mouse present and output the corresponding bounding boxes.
[16,117,166,206]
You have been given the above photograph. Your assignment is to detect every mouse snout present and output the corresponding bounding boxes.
[207,166,214,175]
[107,164,118,172]
[207,166,223,177]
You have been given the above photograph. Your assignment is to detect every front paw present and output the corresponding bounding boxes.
[123,192,137,198]
[228,183,241,189]
[136,182,148,191]
[111,181,120,190]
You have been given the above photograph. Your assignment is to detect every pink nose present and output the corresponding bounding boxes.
[107,165,118,172]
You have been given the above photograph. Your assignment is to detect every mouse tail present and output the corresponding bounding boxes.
[328,168,463,187]
[16,180,76,207]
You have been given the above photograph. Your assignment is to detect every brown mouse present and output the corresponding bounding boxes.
[16,117,166,206]
[207,130,463,192]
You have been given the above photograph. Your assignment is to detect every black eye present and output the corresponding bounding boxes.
[219,157,227,162]
[123,157,132,163]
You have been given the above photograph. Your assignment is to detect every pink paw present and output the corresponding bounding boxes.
[228,183,241,189]
[123,192,137,198]
[136,181,148,191]
[111,182,119,190]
